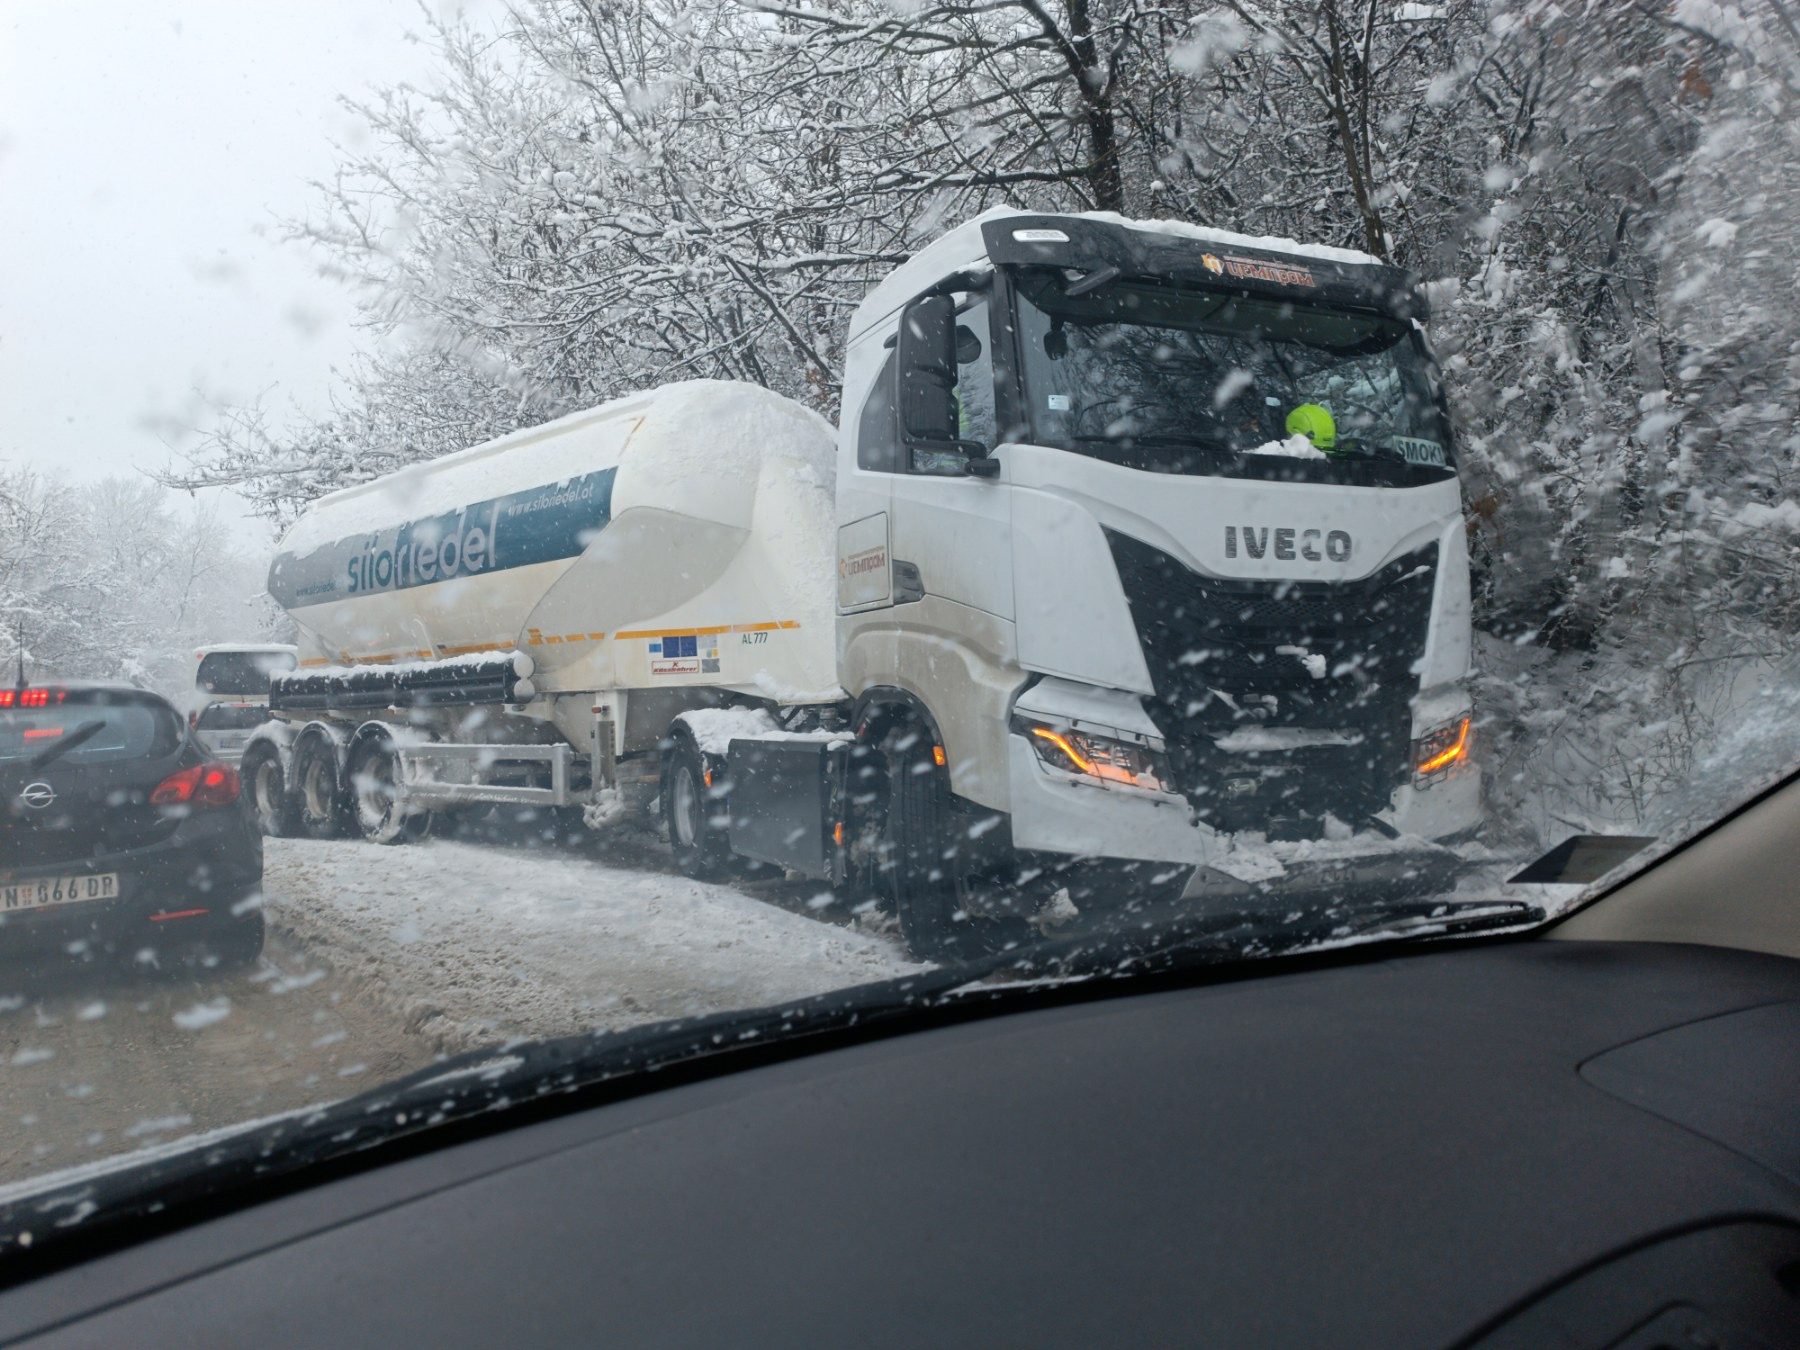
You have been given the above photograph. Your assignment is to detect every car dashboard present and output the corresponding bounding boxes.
[0,937,1796,1347]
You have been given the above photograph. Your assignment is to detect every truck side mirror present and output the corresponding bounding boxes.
[897,294,959,443]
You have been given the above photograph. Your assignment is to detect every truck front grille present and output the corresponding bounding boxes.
[1106,531,1437,838]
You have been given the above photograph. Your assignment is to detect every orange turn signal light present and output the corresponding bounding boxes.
[1028,725,1139,785]
[1416,717,1471,775]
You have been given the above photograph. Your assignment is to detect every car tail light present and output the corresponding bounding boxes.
[0,688,64,709]
[152,762,241,807]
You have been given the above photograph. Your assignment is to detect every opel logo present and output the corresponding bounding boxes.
[18,782,55,811]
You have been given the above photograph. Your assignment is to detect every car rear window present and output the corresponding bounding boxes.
[0,691,184,765]
[196,650,295,695]
[196,702,272,731]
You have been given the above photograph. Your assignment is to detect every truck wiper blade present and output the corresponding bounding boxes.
[1068,433,1233,452]
[28,719,106,768]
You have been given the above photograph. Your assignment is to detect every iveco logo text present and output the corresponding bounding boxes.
[1224,526,1352,563]
[18,782,55,810]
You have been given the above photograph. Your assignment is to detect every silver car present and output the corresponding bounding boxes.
[191,701,273,766]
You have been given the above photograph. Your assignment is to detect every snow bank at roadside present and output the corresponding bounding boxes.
[262,837,920,1051]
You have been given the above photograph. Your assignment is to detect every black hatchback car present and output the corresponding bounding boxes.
[0,682,264,969]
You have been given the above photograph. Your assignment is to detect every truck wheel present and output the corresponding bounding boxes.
[294,736,350,840]
[348,736,431,845]
[887,734,1025,964]
[244,744,299,838]
[664,737,729,879]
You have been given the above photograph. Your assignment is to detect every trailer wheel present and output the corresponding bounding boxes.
[294,735,351,840]
[664,737,729,879]
[348,736,431,845]
[886,733,1027,963]
[243,743,299,838]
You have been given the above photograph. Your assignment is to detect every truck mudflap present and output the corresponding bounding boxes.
[722,735,852,880]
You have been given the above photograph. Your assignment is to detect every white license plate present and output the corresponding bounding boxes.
[0,873,120,912]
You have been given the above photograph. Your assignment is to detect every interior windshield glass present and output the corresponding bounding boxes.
[3,0,1799,1236]
[1012,270,1454,473]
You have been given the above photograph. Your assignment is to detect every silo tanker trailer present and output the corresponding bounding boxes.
[249,209,1483,960]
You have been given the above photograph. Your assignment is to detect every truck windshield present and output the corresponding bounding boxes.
[1011,269,1454,478]
[196,650,295,696]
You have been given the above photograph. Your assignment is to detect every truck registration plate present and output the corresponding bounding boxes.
[0,873,119,912]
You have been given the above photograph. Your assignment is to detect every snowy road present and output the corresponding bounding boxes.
[0,929,433,1189]
[263,830,922,1049]
[0,828,919,1191]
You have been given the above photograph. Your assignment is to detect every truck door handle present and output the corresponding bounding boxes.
[893,561,925,605]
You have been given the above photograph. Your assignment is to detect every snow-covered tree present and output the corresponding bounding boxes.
[0,469,280,698]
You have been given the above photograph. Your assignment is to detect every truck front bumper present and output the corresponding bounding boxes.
[1004,730,1482,879]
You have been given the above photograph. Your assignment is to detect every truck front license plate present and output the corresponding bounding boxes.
[0,873,119,912]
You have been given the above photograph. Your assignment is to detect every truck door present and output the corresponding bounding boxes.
[886,295,1014,623]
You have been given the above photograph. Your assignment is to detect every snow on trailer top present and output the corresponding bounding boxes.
[192,643,297,657]
[850,206,1412,344]
[275,379,834,557]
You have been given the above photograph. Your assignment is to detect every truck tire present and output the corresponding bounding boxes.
[243,743,299,838]
[294,735,351,840]
[886,733,1026,963]
[664,736,730,880]
[348,735,431,845]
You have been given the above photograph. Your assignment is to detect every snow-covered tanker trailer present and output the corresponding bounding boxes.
[245,380,841,844]
[250,209,1484,963]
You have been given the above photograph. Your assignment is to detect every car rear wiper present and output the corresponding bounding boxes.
[27,719,106,768]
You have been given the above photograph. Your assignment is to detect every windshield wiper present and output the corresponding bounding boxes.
[1003,896,1544,983]
[1066,433,1241,459]
[28,719,106,768]
[0,895,1540,1277]
[0,960,1009,1276]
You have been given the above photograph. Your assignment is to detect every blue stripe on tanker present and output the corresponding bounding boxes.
[267,468,617,609]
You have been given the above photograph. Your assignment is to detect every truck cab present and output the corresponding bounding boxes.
[833,211,1479,945]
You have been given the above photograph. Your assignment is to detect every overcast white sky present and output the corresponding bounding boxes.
[0,0,489,544]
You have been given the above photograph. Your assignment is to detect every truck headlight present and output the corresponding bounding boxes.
[1014,717,1171,792]
[1413,715,1471,783]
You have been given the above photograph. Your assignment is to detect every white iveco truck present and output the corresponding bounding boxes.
[249,209,1481,958]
